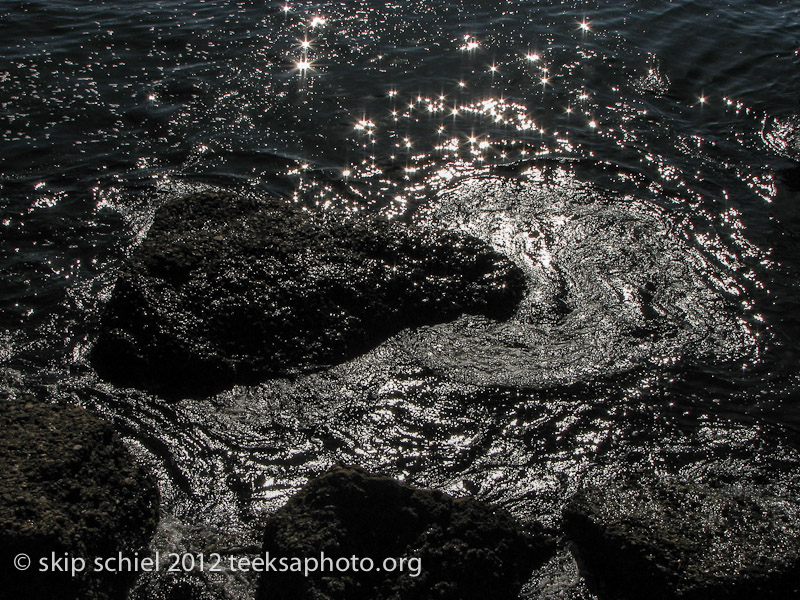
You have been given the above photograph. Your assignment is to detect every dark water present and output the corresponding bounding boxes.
[3,1,800,597]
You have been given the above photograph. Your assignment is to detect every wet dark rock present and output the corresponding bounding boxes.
[130,570,228,600]
[91,191,525,396]
[563,472,800,600]
[256,465,554,600]
[0,398,159,600]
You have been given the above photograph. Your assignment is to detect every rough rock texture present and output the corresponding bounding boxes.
[256,465,554,600]
[0,398,159,600]
[129,570,225,600]
[91,192,526,396]
[563,472,800,600]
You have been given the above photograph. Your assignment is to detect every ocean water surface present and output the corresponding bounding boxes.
[2,0,800,597]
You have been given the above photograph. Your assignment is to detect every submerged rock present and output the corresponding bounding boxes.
[91,191,525,396]
[256,465,553,600]
[563,472,800,600]
[0,398,159,600]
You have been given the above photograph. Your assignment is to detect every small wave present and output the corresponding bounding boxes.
[407,171,758,388]
[762,115,800,160]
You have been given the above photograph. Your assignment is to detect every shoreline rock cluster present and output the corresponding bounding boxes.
[5,189,797,600]
[251,462,800,600]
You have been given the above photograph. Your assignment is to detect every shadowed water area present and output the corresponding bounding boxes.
[2,0,800,598]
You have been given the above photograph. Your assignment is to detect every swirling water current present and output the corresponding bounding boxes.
[3,1,800,598]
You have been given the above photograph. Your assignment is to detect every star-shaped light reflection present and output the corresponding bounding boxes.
[295,58,313,72]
